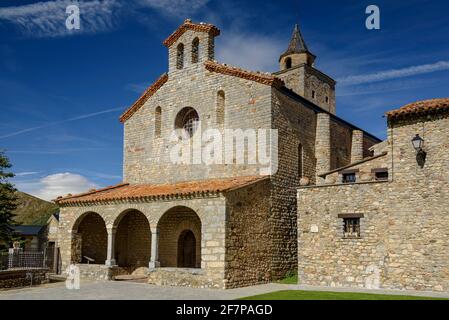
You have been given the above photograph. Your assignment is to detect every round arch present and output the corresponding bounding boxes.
[113,209,152,269]
[71,212,107,265]
[157,206,201,268]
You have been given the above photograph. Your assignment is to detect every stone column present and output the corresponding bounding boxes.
[315,113,331,184]
[351,130,364,163]
[149,227,160,269]
[105,227,117,267]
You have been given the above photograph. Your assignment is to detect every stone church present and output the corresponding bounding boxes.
[55,20,448,291]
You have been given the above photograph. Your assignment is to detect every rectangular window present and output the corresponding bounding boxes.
[312,90,316,99]
[342,173,356,183]
[343,218,361,238]
[372,168,388,181]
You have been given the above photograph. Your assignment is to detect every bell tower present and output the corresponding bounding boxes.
[275,24,336,114]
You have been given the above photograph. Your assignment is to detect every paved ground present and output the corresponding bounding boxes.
[1,281,448,300]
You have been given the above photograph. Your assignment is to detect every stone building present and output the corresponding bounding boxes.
[298,98,449,292]
[55,20,380,289]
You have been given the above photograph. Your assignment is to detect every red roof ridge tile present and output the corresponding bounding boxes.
[163,19,220,48]
[204,60,284,88]
[119,73,168,123]
[55,175,269,205]
[386,98,449,120]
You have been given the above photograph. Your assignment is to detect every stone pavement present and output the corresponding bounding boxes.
[1,281,448,300]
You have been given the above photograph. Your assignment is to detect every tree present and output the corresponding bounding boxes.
[0,151,17,245]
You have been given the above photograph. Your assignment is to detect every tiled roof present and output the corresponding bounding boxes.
[205,61,284,88]
[12,225,45,236]
[55,176,269,205]
[279,24,315,61]
[386,98,449,120]
[119,73,168,123]
[163,19,220,47]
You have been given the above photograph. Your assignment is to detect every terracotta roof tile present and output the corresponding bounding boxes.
[55,176,269,205]
[119,73,168,123]
[163,19,220,47]
[386,98,449,120]
[205,61,284,88]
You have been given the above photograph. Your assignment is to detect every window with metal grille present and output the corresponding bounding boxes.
[342,173,356,183]
[343,218,361,238]
[175,107,199,138]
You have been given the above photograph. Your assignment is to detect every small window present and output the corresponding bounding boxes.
[285,57,292,69]
[175,107,199,138]
[312,90,316,99]
[192,38,199,63]
[216,90,225,127]
[343,218,361,238]
[298,143,303,178]
[155,106,162,138]
[325,96,329,104]
[177,43,184,69]
[373,169,389,181]
[342,173,356,184]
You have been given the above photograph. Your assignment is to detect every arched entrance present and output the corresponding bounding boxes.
[72,212,107,264]
[114,210,151,269]
[158,206,201,268]
[177,230,196,268]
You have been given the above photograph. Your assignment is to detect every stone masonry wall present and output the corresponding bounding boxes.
[298,113,449,292]
[124,28,273,185]
[58,197,227,287]
[225,179,271,288]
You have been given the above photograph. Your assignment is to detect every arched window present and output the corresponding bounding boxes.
[175,107,200,138]
[298,143,303,178]
[177,43,184,70]
[216,90,225,128]
[155,106,162,138]
[192,38,199,63]
[285,57,292,69]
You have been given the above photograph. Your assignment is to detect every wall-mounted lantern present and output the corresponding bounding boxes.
[411,134,426,168]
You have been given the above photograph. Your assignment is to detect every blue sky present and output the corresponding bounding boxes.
[0,0,448,200]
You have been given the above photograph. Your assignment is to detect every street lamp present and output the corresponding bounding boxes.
[411,134,426,168]
[411,134,424,151]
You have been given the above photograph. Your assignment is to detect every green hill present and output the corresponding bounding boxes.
[13,191,59,226]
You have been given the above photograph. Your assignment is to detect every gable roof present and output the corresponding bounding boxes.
[54,176,269,206]
[386,98,449,121]
[12,225,45,236]
[119,73,168,123]
[205,61,284,88]
[163,19,220,47]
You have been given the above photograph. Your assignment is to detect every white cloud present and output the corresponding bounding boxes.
[216,32,284,72]
[16,172,98,201]
[338,61,449,86]
[0,0,122,38]
[138,0,210,17]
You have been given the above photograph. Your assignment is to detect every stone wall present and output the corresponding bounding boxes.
[298,112,449,292]
[0,269,48,289]
[225,179,271,288]
[58,197,227,287]
[124,29,273,185]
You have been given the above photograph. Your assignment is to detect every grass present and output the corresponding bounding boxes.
[277,272,298,285]
[240,290,447,300]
